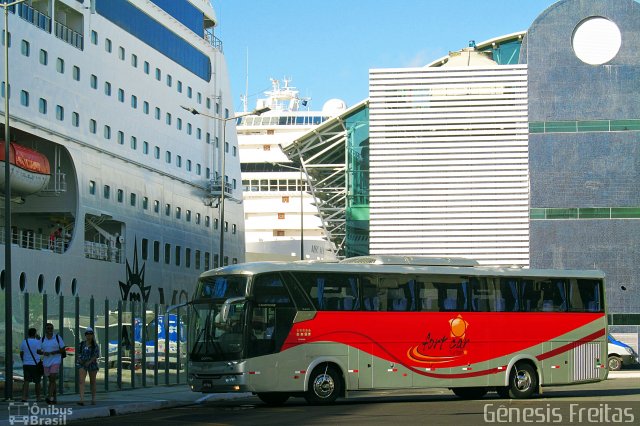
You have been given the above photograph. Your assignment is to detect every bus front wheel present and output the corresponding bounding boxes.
[304,364,342,405]
[257,392,290,406]
[507,362,538,399]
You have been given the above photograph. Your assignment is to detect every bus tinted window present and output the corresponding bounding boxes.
[468,278,507,312]
[418,280,439,312]
[292,272,359,311]
[500,278,521,312]
[199,276,247,299]
[521,279,568,312]
[252,273,293,307]
[570,279,603,312]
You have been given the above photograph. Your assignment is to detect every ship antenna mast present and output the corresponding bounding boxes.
[241,47,249,112]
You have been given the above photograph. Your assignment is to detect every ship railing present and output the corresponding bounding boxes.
[12,1,52,33]
[84,241,124,263]
[0,226,67,253]
[41,171,68,195]
[54,20,83,50]
[204,28,223,52]
[206,178,232,197]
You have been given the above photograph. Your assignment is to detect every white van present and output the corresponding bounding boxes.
[607,334,639,371]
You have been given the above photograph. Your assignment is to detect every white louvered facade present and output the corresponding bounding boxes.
[368,65,529,266]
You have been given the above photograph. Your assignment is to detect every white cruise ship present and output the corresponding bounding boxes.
[0,0,244,305]
[238,78,343,261]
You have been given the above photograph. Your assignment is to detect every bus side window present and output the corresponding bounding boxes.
[570,279,602,312]
[469,277,499,312]
[362,276,380,311]
[252,273,293,307]
[519,280,538,311]
[435,283,460,311]
[420,283,438,311]
[291,272,359,311]
[500,278,520,312]
[540,280,568,312]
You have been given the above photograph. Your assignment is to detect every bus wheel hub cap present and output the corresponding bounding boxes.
[313,374,334,397]
[515,370,531,390]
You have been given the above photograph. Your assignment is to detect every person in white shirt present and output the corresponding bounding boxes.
[19,328,42,402]
[38,323,66,404]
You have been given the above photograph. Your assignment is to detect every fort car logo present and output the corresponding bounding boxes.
[407,315,471,364]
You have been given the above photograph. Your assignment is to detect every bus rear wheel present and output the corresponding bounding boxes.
[256,392,290,406]
[304,364,342,405]
[507,362,538,399]
[451,387,487,399]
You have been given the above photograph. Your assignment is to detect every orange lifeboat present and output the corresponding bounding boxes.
[0,141,51,195]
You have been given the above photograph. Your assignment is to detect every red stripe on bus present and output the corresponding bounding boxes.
[536,328,605,361]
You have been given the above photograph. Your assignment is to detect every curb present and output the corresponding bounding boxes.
[607,371,640,379]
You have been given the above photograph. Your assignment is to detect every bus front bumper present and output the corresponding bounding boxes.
[188,373,250,393]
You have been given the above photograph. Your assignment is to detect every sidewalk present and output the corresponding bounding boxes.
[0,385,251,424]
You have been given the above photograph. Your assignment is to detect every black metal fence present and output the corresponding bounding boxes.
[0,292,187,397]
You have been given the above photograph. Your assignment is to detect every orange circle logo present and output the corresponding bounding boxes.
[449,314,469,338]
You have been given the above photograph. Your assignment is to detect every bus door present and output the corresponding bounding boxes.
[247,273,298,389]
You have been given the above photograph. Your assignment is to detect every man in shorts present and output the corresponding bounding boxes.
[39,323,65,404]
[19,328,42,402]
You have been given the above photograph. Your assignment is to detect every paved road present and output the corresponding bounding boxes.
[70,378,640,425]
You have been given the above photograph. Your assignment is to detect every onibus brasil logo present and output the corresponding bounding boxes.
[7,402,72,425]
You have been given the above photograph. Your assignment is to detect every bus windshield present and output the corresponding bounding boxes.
[188,297,247,362]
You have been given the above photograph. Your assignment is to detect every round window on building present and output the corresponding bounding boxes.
[71,278,78,296]
[572,17,621,65]
[20,272,26,292]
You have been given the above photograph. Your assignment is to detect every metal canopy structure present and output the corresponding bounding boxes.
[283,100,368,258]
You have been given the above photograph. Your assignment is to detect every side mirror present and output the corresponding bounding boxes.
[166,301,190,314]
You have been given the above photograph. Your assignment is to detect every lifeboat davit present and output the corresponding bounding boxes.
[0,141,51,195]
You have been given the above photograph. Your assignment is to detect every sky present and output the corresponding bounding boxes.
[215,0,555,112]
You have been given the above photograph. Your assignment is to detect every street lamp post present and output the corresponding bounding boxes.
[2,0,27,400]
[181,105,269,267]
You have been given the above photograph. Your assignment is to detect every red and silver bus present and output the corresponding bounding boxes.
[186,256,607,405]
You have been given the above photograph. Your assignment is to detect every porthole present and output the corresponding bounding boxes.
[19,272,26,292]
[55,276,61,295]
[71,278,78,296]
[572,17,621,65]
[38,274,45,293]
[0,270,4,290]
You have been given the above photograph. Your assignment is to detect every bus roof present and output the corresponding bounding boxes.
[340,256,479,267]
[199,258,605,280]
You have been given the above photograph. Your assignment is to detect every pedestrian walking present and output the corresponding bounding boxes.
[39,323,66,404]
[76,327,100,405]
[19,328,43,402]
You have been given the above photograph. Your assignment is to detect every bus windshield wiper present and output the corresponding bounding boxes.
[191,305,220,359]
